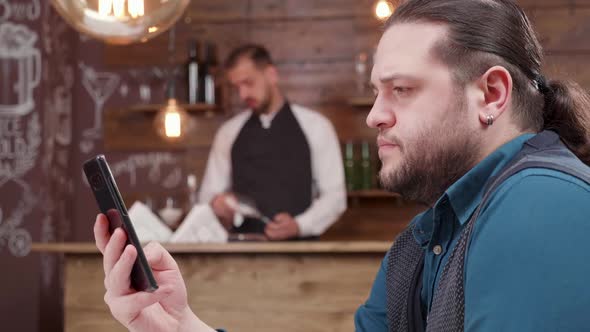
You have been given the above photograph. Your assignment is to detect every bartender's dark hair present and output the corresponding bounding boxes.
[386,0,590,164]
[224,44,274,70]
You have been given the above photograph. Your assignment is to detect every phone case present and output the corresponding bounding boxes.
[83,154,158,292]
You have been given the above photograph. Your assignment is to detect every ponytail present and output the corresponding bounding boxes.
[542,79,590,165]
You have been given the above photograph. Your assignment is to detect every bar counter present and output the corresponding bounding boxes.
[33,241,391,332]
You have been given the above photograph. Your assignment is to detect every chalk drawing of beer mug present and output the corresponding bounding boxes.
[0,23,41,116]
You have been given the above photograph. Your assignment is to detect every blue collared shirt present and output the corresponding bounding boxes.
[355,134,590,331]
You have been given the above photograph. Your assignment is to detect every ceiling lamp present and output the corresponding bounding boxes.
[50,0,190,44]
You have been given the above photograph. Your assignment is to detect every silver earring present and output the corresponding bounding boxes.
[486,114,494,126]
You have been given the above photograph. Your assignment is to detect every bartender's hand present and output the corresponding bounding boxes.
[210,192,236,229]
[265,213,300,240]
[93,214,215,332]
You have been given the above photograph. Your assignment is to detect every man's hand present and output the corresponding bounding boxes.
[265,213,300,240]
[93,214,214,332]
[210,192,236,229]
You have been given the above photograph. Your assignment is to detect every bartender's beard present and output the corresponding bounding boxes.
[253,97,271,114]
[250,83,273,114]
[379,94,481,206]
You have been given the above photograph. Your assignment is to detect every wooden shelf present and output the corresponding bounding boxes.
[347,96,375,107]
[347,190,400,198]
[104,103,227,151]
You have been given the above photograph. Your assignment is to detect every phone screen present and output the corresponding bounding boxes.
[84,154,158,292]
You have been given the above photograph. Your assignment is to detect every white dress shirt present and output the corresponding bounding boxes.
[199,104,347,237]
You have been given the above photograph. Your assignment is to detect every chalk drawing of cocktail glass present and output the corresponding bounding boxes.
[0,23,41,117]
[80,63,120,139]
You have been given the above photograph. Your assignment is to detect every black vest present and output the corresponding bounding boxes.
[230,103,313,234]
[386,131,590,332]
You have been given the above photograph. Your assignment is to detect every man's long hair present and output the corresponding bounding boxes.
[387,0,590,164]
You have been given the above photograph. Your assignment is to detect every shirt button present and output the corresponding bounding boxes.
[433,245,443,255]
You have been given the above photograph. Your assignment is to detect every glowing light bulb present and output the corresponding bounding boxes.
[164,110,182,138]
[112,0,126,18]
[128,0,145,18]
[98,0,111,16]
[154,98,194,141]
[375,0,394,20]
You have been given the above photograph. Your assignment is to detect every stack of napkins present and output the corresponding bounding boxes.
[128,201,228,243]
[127,201,172,242]
[169,204,228,243]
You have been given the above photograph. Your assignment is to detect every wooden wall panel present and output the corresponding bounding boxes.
[184,0,380,22]
[316,106,377,142]
[249,0,376,19]
[531,7,590,52]
[278,62,356,105]
[519,0,590,9]
[184,0,250,22]
[545,54,590,89]
[249,19,358,63]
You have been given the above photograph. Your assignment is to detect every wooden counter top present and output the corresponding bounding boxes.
[32,241,391,254]
[51,241,388,331]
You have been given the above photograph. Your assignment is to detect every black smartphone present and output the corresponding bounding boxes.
[83,154,158,292]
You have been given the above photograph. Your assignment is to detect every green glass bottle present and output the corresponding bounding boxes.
[360,140,373,190]
[344,141,358,191]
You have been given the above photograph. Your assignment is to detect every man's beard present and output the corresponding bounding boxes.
[379,95,481,205]
[251,84,273,114]
[252,97,271,114]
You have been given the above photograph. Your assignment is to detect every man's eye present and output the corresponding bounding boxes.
[393,87,411,95]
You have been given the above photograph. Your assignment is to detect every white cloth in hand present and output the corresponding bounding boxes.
[169,204,228,243]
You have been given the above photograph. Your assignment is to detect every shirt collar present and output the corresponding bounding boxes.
[445,133,535,225]
[412,133,535,245]
[257,102,289,129]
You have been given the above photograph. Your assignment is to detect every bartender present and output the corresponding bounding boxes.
[199,44,346,240]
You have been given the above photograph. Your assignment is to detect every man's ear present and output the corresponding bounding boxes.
[476,65,513,125]
[264,65,279,85]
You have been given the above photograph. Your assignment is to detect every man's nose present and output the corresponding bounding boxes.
[366,96,396,129]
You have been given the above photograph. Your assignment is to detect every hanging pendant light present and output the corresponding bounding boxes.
[154,95,192,141]
[153,25,194,141]
[50,0,190,44]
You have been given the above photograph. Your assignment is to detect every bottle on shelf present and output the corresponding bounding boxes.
[186,39,201,104]
[344,140,359,191]
[360,140,374,190]
[202,41,219,105]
